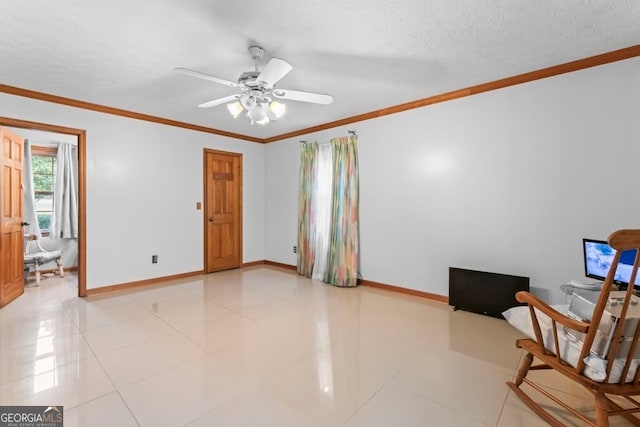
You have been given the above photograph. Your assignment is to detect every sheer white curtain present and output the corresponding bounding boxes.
[51,143,78,239]
[311,143,333,280]
[22,139,42,237]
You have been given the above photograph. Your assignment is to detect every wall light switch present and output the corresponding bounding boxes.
[196,201,202,210]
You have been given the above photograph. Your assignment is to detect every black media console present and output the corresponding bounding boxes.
[448,267,529,318]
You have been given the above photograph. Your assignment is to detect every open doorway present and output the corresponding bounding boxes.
[0,117,86,298]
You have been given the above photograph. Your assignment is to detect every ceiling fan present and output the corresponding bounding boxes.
[176,46,334,125]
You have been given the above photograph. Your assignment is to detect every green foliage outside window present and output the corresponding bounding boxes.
[33,155,54,191]
[32,154,55,232]
[37,214,52,231]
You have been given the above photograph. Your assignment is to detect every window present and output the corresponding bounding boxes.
[31,146,56,235]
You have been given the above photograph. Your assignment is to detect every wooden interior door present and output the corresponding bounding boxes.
[204,149,242,273]
[1,127,25,308]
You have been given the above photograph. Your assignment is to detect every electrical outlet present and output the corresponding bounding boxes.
[152,255,158,264]
[293,246,297,254]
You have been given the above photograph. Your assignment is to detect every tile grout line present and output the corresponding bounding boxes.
[78,294,144,427]
[494,350,526,426]
[338,342,429,426]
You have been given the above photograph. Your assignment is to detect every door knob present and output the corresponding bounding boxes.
[21,221,30,227]
[209,217,214,223]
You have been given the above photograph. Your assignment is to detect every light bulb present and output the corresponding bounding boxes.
[226,101,243,118]
[269,101,286,119]
[247,106,269,125]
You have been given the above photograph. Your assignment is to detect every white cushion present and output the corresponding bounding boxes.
[503,305,640,383]
[24,250,62,263]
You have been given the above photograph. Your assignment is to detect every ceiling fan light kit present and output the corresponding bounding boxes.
[176,45,333,126]
[226,101,244,118]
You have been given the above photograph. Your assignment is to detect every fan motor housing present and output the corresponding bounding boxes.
[238,71,261,88]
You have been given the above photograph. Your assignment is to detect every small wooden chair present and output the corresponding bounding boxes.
[23,234,64,286]
[507,229,640,426]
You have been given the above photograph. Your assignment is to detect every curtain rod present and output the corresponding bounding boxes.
[299,130,357,143]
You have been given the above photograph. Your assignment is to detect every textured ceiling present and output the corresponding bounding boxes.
[1,1,639,139]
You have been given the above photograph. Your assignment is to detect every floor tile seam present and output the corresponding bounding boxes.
[60,333,138,422]
[0,335,94,387]
[384,340,431,379]
[417,342,523,377]
[337,376,396,427]
[340,339,435,422]
[0,328,84,354]
[88,326,192,358]
[406,371,512,425]
[101,306,234,360]
[127,295,187,314]
[340,386,493,427]
[70,301,156,321]
[212,347,317,388]
[5,325,81,341]
[140,305,237,359]
[202,298,287,317]
[411,386,499,426]
[494,384,515,427]
[103,351,206,391]
[111,390,143,425]
[53,389,116,413]
[81,330,117,388]
[177,384,264,427]
[196,332,255,361]
[122,351,260,426]
[57,390,135,424]
[130,288,210,302]
[150,306,239,323]
[176,386,259,427]
[246,286,304,307]
[74,311,159,334]
[19,295,72,309]
[136,301,193,330]
[255,381,331,427]
[78,293,139,309]
[0,312,76,329]
[200,298,261,320]
[118,352,217,395]
[79,313,172,336]
[68,293,141,308]
[259,347,335,391]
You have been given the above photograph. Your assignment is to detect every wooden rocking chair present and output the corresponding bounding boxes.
[507,229,640,426]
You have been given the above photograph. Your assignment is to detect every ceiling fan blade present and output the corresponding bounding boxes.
[272,89,333,105]
[257,58,293,87]
[197,94,242,109]
[175,67,239,88]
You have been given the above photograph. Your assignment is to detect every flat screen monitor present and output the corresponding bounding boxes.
[583,238,638,288]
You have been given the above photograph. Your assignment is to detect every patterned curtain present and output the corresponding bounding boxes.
[297,142,318,277]
[325,135,359,287]
[311,143,333,280]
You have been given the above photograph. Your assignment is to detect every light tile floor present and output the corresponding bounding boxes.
[0,267,634,426]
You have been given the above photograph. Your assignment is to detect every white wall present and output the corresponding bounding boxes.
[0,93,266,289]
[265,57,640,304]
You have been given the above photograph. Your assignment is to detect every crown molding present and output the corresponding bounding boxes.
[263,44,640,142]
[0,83,264,143]
[1,44,638,144]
